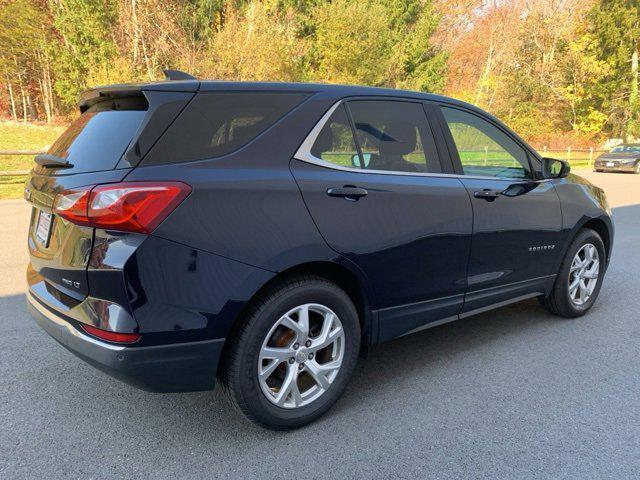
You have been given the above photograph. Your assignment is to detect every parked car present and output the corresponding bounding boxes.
[594,143,640,173]
[26,74,613,430]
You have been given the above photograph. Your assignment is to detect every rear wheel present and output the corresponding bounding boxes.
[541,228,605,318]
[220,275,360,430]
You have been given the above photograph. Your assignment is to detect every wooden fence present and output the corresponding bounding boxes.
[0,146,607,177]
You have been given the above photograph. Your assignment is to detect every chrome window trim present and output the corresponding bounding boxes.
[293,99,550,183]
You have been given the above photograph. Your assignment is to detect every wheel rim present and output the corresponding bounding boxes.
[568,243,600,306]
[258,303,345,409]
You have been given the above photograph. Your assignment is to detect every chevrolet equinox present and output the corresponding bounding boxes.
[26,74,613,429]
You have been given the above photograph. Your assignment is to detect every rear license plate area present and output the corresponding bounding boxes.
[35,210,53,247]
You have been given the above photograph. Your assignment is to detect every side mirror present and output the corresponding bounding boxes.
[541,157,570,179]
[351,153,371,168]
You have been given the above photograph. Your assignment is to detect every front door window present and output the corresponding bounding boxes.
[441,107,531,179]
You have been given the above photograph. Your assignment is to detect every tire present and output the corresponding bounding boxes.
[219,275,361,430]
[594,169,603,173]
[541,228,606,318]
[634,161,640,174]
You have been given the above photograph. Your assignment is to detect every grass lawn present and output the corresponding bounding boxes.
[0,121,66,199]
[0,121,65,151]
[0,175,27,200]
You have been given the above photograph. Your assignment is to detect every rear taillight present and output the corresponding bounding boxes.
[82,324,141,344]
[53,182,191,233]
[52,186,93,226]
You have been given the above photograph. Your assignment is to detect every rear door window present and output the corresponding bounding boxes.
[309,105,360,167]
[44,98,147,174]
[144,92,310,165]
[346,100,442,173]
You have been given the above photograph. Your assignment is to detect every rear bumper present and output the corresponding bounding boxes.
[28,292,224,392]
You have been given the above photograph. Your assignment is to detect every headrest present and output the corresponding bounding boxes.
[379,123,417,156]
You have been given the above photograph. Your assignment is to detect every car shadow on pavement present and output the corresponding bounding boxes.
[3,291,561,436]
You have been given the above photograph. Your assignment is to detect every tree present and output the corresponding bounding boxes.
[202,1,305,81]
[312,0,395,86]
[0,0,55,122]
[49,0,120,108]
[590,0,640,140]
[312,0,445,91]
[394,2,448,93]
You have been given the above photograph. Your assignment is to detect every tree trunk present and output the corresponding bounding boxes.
[131,0,139,64]
[36,48,53,124]
[7,82,18,122]
[45,58,55,121]
[628,44,638,142]
[19,80,27,123]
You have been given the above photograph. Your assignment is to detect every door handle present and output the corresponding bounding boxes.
[473,189,501,201]
[326,186,368,200]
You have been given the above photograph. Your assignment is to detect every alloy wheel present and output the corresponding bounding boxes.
[258,303,345,409]
[568,243,600,306]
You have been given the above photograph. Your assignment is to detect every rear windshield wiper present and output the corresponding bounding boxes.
[34,154,73,169]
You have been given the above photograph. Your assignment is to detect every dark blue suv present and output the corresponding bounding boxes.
[26,77,613,429]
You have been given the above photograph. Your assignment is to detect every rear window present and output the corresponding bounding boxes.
[143,92,309,165]
[45,98,147,174]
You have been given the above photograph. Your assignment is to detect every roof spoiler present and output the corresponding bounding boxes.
[78,75,199,112]
[163,69,197,81]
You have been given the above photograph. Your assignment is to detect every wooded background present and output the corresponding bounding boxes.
[0,0,638,147]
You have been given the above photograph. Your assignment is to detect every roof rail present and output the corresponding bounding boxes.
[163,69,197,81]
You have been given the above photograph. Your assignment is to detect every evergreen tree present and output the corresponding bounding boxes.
[590,0,640,140]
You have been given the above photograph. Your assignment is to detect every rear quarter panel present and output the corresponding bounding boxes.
[123,92,343,273]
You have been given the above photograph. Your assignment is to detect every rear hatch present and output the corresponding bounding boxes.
[26,84,196,303]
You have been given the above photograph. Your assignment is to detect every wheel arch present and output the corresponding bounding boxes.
[582,217,612,260]
[555,215,613,275]
[218,260,375,378]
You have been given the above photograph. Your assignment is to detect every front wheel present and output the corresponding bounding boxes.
[220,275,360,430]
[541,228,606,318]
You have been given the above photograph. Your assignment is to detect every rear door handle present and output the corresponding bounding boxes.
[326,186,368,200]
[473,189,501,201]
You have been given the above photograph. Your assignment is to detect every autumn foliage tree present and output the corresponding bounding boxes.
[0,0,638,144]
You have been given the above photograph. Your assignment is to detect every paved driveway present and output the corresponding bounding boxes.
[1,172,639,479]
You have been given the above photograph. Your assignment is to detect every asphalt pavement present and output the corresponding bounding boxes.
[1,171,639,479]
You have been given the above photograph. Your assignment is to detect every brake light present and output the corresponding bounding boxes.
[82,324,141,344]
[53,182,191,233]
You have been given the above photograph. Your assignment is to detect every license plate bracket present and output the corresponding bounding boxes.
[35,210,53,247]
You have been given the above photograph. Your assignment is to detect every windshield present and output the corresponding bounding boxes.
[611,145,640,153]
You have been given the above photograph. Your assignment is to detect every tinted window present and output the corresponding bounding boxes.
[347,100,441,173]
[441,107,531,179]
[46,98,146,174]
[145,92,309,165]
[310,105,359,167]
[611,145,640,153]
